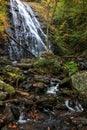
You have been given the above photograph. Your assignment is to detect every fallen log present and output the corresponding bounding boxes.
[13,63,33,68]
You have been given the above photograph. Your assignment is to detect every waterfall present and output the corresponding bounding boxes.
[9,0,48,60]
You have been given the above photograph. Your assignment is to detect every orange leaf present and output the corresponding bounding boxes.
[0,119,4,123]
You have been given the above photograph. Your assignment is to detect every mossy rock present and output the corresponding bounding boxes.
[4,65,20,73]
[71,71,87,108]
[0,80,15,95]
[71,71,87,92]
[2,65,25,84]
[0,57,11,65]
[39,94,58,107]
[34,53,62,75]
[0,91,7,100]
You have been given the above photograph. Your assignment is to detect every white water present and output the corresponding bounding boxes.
[18,112,27,124]
[65,100,83,112]
[47,83,59,94]
[9,0,48,60]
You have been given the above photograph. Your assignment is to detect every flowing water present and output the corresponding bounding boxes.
[9,0,48,60]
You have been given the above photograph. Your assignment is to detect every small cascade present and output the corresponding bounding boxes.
[9,0,48,60]
[47,78,60,94]
[47,83,59,94]
[65,100,84,112]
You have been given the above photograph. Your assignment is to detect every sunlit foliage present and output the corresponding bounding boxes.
[53,0,87,52]
[0,0,8,38]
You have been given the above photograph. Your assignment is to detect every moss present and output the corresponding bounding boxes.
[4,65,20,73]
[0,91,7,100]
[71,71,87,108]
[0,80,15,95]
[7,72,26,81]
[4,84,15,95]
[34,56,61,75]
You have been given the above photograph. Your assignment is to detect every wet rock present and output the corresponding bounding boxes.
[0,92,7,100]
[60,77,71,88]
[4,65,20,73]
[13,63,33,69]
[34,53,62,75]
[59,89,74,97]
[4,104,14,123]
[33,82,44,89]
[0,80,15,95]
[1,125,8,130]
[39,94,58,108]
[71,71,87,108]
[0,57,11,66]
[20,58,34,63]
[79,62,87,70]
[34,75,50,84]
[0,101,3,106]
[72,117,87,125]
[3,65,25,84]
[51,78,61,83]
[32,82,45,94]
[11,105,20,119]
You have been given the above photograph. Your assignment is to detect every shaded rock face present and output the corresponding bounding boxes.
[0,34,8,57]
[71,71,87,108]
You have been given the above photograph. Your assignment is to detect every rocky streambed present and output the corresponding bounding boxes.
[0,53,87,130]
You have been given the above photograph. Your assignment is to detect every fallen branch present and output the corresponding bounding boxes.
[16,89,30,96]
[13,63,33,68]
[4,99,18,103]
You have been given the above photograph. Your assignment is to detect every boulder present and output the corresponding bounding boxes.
[0,80,15,96]
[71,71,87,108]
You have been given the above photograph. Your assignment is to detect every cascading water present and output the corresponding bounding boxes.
[9,0,48,60]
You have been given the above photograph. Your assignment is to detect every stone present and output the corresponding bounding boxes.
[1,125,8,130]
[34,75,50,84]
[0,101,3,106]
[71,71,87,92]
[4,104,14,123]
[4,65,20,73]
[0,80,15,95]
[60,77,71,88]
[4,84,15,95]
[72,117,87,125]
[71,71,87,108]
[0,92,7,100]
[33,82,44,89]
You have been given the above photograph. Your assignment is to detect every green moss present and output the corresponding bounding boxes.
[34,57,61,75]
[0,80,15,95]
[0,91,7,100]
[4,84,15,95]
[64,61,78,76]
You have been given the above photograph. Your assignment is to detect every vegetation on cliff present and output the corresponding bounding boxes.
[0,0,8,40]
[28,0,87,54]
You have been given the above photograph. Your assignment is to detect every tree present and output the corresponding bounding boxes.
[41,0,59,51]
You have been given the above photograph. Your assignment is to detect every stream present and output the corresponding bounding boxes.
[10,77,85,130]
[1,73,85,130]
